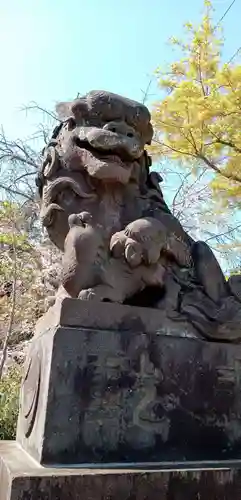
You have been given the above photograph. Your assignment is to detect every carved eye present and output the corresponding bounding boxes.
[110,127,116,133]
[127,132,134,138]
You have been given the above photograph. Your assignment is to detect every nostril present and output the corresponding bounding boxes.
[111,127,116,133]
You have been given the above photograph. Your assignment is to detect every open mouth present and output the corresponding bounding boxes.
[73,137,134,165]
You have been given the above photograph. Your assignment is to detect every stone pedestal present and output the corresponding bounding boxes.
[2,299,241,498]
[2,442,241,500]
[16,300,241,465]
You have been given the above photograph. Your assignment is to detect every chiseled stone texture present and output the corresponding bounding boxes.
[2,442,241,500]
[17,300,241,466]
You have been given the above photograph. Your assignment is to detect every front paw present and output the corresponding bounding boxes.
[78,288,97,301]
[124,238,143,268]
[110,230,127,258]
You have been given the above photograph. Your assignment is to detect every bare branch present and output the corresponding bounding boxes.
[8,171,36,187]
[20,102,60,123]
[172,171,192,214]
[205,223,241,243]
[141,77,154,105]
[0,183,34,202]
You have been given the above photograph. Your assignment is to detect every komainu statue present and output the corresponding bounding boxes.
[36,90,241,342]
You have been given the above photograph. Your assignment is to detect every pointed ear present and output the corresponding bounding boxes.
[55,101,72,119]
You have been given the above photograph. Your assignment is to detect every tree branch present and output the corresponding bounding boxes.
[198,152,241,183]
[205,223,241,243]
[153,138,196,158]
[20,102,60,123]
[0,183,34,202]
[0,231,17,379]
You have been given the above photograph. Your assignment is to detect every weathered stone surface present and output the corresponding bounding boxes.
[36,89,241,342]
[34,297,199,338]
[2,441,241,500]
[17,300,241,466]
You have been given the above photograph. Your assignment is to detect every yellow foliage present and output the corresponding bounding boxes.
[150,0,241,207]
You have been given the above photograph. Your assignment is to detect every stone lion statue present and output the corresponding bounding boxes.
[36,90,241,342]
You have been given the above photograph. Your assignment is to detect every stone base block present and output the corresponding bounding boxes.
[2,442,241,500]
[17,299,241,466]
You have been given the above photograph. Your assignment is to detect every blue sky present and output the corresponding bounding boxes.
[0,0,240,137]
